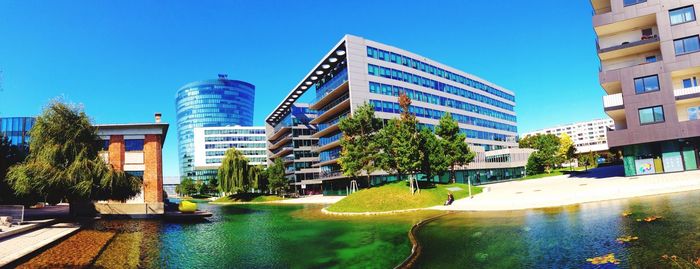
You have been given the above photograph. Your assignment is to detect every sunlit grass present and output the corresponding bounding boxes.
[327,181,482,213]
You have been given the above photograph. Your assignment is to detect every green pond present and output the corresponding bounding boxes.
[19,191,700,268]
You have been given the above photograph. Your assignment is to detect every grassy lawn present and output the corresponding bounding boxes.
[519,166,588,181]
[212,193,284,203]
[326,181,482,213]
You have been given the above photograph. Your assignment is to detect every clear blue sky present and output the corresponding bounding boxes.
[0,0,605,178]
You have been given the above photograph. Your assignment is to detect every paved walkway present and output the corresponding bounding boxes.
[276,195,345,204]
[433,166,700,211]
[0,222,80,267]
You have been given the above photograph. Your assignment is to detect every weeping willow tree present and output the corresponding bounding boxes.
[7,100,141,215]
[217,148,255,195]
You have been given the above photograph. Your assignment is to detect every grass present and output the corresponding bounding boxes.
[326,181,483,213]
[519,166,588,181]
[212,193,284,203]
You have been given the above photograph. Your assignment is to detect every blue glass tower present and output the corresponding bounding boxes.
[175,75,255,181]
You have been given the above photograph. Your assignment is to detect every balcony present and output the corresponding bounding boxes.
[674,86,700,100]
[603,93,624,110]
[268,125,291,141]
[310,69,350,110]
[598,34,659,61]
[268,134,292,150]
[600,51,661,72]
[270,147,293,159]
[594,13,656,36]
[590,0,611,15]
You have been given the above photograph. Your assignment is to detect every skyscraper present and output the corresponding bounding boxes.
[176,75,255,181]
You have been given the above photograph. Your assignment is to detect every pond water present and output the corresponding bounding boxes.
[17,191,700,268]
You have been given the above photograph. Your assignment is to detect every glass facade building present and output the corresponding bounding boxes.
[0,117,35,147]
[192,126,267,178]
[176,76,255,181]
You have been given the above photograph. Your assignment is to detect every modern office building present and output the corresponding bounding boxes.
[266,35,522,195]
[192,126,267,177]
[266,104,321,194]
[593,0,700,176]
[0,117,35,147]
[94,113,169,217]
[175,75,255,182]
[521,119,615,154]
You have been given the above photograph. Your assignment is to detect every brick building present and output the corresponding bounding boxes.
[94,113,169,217]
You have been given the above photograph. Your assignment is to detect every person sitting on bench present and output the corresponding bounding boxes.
[444,192,454,206]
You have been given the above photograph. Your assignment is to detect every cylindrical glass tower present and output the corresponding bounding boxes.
[175,76,255,181]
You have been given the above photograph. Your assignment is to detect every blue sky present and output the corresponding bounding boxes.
[0,1,605,177]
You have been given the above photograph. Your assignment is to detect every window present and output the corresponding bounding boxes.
[100,140,110,151]
[645,55,657,63]
[683,77,698,88]
[641,28,653,37]
[634,75,660,94]
[639,106,665,125]
[674,36,700,55]
[125,139,144,151]
[670,6,696,25]
[623,0,646,6]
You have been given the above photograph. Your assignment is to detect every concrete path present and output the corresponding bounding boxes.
[0,222,80,267]
[276,195,345,204]
[433,166,700,211]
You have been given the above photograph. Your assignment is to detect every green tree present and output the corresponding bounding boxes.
[418,128,449,184]
[578,151,600,171]
[267,158,287,195]
[338,102,383,188]
[524,134,561,174]
[377,93,423,194]
[176,177,197,197]
[7,100,141,215]
[435,112,475,183]
[0,135,30,204]
[250,164,268,192]
[217,148,251,194]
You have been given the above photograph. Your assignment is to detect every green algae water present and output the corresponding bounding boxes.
[18,190,700,268]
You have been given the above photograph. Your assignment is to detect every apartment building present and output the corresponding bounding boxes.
[521,119,614,154]
[593,0,700,176]
[192,126,267,175]
[266,35,525,195]
[266,104,321,194]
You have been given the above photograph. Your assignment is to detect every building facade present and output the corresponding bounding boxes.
[94,114,168,216]
[521,119,614,154]
[266,104,321,194]
[175,75,255,181]
[593,0,700,176]
[192,126,267,176]
[0,117,35,147]
[266,35,522,195]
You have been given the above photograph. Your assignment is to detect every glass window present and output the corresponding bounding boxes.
[639,106,665,125]
[125,139,144,151]
[100,140,110,151]
[670,6,696,25]
[645,55,657,63]
[683,77,698,88]
[634,75,660,94]
[623,0,646,6]
[674,36,700,55]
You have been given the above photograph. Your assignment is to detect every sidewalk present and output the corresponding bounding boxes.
[433,167,700,211]
[0,222,80,267]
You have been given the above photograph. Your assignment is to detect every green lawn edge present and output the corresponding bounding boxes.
[326,181,482,213]
[211,193,284,203]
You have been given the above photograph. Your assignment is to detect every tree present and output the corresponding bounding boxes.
[557,133,576,170]
[250,164,268,193]
[377,93,423,194]
[523,134,562,174]
[435,112,475,183]
[266,158,287,195]
[217,148,252,195]
[176,177,197,197]
[0,135,30,204]
[7,100,141,215]
[418,128,448,184]
[338,103,383,188]
[578,151,600,171]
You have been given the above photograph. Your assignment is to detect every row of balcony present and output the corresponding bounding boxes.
[603,86,700,130]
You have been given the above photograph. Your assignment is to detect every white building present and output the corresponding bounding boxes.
[192,126,267,175]
[521,119,614,154]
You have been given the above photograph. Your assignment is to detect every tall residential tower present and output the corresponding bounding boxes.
[593,0,700,176]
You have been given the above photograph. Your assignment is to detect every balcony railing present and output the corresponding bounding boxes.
[318,112,349,132]
[601,54,660,72]
[592,6,612,15]
[603,93,624,109]
[674,86,700,100]
[314,68,348,103]
[598,35,659,54]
